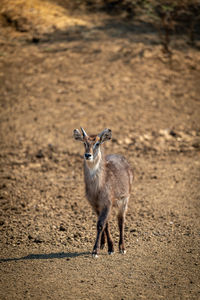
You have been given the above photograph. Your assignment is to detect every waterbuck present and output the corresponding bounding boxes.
[73,127,133,257]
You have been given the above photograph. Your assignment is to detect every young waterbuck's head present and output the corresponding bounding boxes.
[73,128,112,163]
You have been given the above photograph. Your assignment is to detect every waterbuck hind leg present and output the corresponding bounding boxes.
[118,197,129,254]
[100,230,106,250]
[100,223,114,253]
[104,222,114,254]
[118,213,126,254]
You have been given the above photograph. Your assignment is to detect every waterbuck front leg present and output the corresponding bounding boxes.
[92,205,111,257]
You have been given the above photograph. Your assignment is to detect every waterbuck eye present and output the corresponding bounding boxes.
[95,142,100,148]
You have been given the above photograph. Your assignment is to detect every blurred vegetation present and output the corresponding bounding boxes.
[141,0,200,53]
[70,0,200,53]
[1,0,200,52]
[0,0,89,34]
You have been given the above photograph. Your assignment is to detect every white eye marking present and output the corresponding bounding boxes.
[94,142,100,149]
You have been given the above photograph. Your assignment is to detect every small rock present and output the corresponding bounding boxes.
[169,130,178,137]
[191,131,197,137]
[0,220,4,226]
[139,136,144,142]
[33,237,43,243]
[28,234,33,240]
[36,149,44,159]
[59,224,66,231]
[124,137,132,144]
[130,229,137,233]
[192,141,200,149]
[143,49,153,58]
[159,128,170,136]
[143,134,152,140]
[150,175,157,179]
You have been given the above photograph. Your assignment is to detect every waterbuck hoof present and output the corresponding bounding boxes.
[119,249,126,254]
[108,251,114,255]
[92,250,98,258]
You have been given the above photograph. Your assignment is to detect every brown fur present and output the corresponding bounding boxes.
[73,128,133,256]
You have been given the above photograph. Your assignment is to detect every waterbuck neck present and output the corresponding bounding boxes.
[84,149,104,177]
[84,149,106,198]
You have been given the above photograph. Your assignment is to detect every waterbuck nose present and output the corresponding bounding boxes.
[85,153,92,160]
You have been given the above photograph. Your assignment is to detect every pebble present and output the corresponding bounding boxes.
[124,137,132,144]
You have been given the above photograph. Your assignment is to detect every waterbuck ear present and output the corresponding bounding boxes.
[73,129,83,141]
[98,128,112,144]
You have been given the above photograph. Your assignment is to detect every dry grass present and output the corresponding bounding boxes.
[0,0,90,34]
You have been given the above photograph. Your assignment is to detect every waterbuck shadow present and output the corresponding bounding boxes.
[0,251,90,263]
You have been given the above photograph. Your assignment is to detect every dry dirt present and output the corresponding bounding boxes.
[0,9,200,300]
